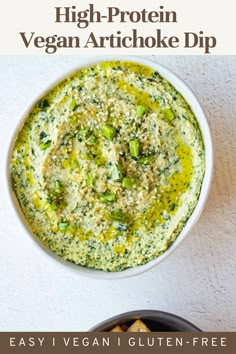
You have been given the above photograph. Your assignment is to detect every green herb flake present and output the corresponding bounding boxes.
[49,203,57,211]
[59,222,69,231]
[99,193,116,203]
[101,124,117,140]
[138,156,154,165]
[122,177,134,189]
[37,99,49,109]
[107,210,130,224]
[137,105,147,117]
[70,161,78,171]
[69,99,77,111]
[88,134,97,144]
[39,140,51,150]
[129,139,140,157]
[86,174,94,187]
[70,115,77,124]
[162,108,175,121]
[54,180,63,194]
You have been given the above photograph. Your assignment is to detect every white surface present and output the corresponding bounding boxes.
[0,56,235,331]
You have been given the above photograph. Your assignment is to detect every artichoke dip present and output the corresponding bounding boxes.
[11,61,205,272]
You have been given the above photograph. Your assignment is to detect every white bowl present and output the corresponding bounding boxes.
[6,56,213,279]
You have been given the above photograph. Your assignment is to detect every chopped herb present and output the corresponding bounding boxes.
[162,108,175,120]
[94,156,106,166]
[107,210,130,224]
[70,161,78,170]
[79,128,89,137]
[99,193,116,203]
[38,99,49,109]
[122,177,134,189]
[54,180,63,194]
[86,174,94,187]
[88,134,97,144]
[39,131,47,140]
[70,115,77,124]
[170,203,176,211]
[59,222,69,231]
[138,156,154,165]
[129,139,140,157]
[39,140,51,150]
[49,203,57,211]
[101,124,117,140]
[69,99,77,111]
[137,105,146,117]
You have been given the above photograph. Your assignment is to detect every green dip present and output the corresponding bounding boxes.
[11,61,205,271]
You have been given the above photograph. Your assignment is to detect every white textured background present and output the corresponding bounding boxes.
[0,56,235,331]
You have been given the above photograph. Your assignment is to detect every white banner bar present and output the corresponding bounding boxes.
[0,0,235,55]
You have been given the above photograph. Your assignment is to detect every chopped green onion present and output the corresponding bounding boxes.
[122,177,134,189]
[39,140,51,150]
[59,222,69,231]
[94,156,105,166]
[70,161,78,171]
[79,128,89,137]
[138,156,154,165]
[54,180,63,194]
[129,139,140,157]
[101,124,117,140]
[86,174,94,187]
[93,129,99,138]
[137,105,146,117]
[162,108,175,120]
[99,193,116,203]
[69,99,77,111]
[59,201,67,210]
[107,210,130,224]
[49,203,57,211]
[111,164,123,181]
[70,115,77,124]
[88,134,97,144]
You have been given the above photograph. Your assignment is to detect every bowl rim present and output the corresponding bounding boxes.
[5,55,214,279]
[89,309,201,332]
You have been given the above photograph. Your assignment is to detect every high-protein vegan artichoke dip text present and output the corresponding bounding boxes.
[11,61,205,271]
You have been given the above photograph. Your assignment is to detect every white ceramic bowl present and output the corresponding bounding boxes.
[6,56,213,279]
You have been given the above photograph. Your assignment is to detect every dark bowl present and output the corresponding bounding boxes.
[90,310,201,332]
